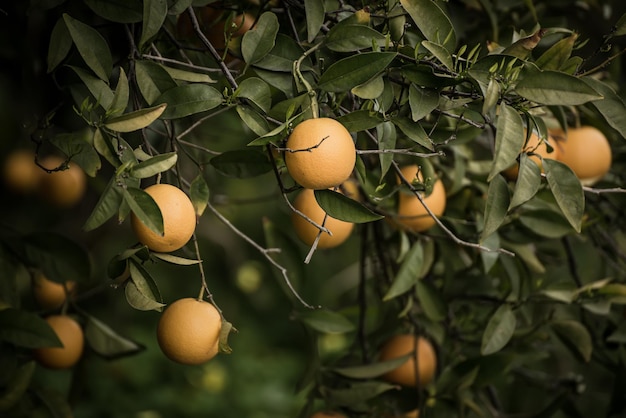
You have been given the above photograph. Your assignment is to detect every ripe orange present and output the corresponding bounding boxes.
[552,125,612,186]
[285,118,356,190]
[130,183,196,253]
[33,315,84,369]
[379,334,437,387]
[32,273,76,310]
[393,165,446,232]
[310,412,347,418]
[2,149,41,194]
[502,131,559,180]
[39,155,87,207]
[157,298,222,365]
[291,188,354,249]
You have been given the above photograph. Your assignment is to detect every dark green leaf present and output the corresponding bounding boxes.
[333,355,411,379]
[190,174,209,217]
[325,24,386,52]
[297,309,354,334]
[124,187,164,236]
[317,52,397,92]
[336,110,383,132]
[481,304,516,355]
[489,103,524,181]
[47,18,72,73]
[422,40,453,69]
[139,0,167,49]
[400,0,456,52]
[543,159,584,232]
[253,34,313,72]
[304,0,324,43]
[516,67,603,105]
[519,210,575,238]
[0,361,35,412]
[168,0,194,15]
[535,33,578,71]
[134,60,177,105]
[236,106,270,136]
[481,174,510,240]
[377,121,396,179]
[161,66,215,83]
[50,129,101,177]
[241,12,279,64]
[415,280,447,321]
[83,176,123,231]
[314,189,383,223]
[408,84,439,122]
[352,75,384,99]
[84,0,143,23]
[63,14,112,81]
[0,309,62,349]
[151,253,202,265]
[129,152,177,179]
[85,315,145,359]
[501,28,544,59]
[210,149,273,178]
[109,68,129,116]
[582,77,626,139]
[610,12,626,38]
[551,320,592,362]
[325,381,398,407]
[384,240,424,301]
[126,260,165,311]
[236,77,272,113]
[509,154,541,208]
[154,84,222,119]
[392,117,433,150]
[68,65,114,109]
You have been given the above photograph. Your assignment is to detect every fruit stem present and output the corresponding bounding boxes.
[293,42,323,119]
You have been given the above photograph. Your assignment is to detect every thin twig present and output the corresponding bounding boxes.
[583,186,626,194]
[357,149,444,158]
[141,54,224,73]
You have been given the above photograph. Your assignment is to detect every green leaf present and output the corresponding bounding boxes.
[609,12,626,38]
[336,110,383,132]
[252,34,313,72]
[139,0,167,49]
[422,40,453,70]
[210,149,273,178]
[314,189,383,223]
[161,66,215,83]
[135,60,177,105]
[84,0,143,23]
[543,159,584,232]
[109,68,129,116]
[519,210,576,239]
[129,152,177,179]
[236,106,270,136]
[535,33,578,71]
[47,18,72,73]
[377,121,396,179]
[0,361,36,412]
[63,14,112,81]
[318,52,397,92]
[501,28,544,59]
[241,12,279,64]
[15,232,91,284]
[154,84,222,119]
[408,84,439,122]
[304,0,324,43]
[481,304,516,355]
[236,77,272,113]
[50,129,101,177]
[124,187,164,236]
[297,309,355,334]
[352,75,385,100]
[127,259,165,311]
[509,154,541,208]
[105,104,167,132]
[489,103,524,181]
[582,77,626,139]
[326,381,398,407]
[190,174,209,217]
[68,65,114,110]
[400,0,456,52]
[0,309,62,349]
[333,355,412,379]
[325,24,386,52]
[83,176,123,231]
[392,117,433,150]
[515,67,603,105]
[415,280,447,321]
[481,174,510,241]
[384,240,424,301]
[151,253,202,265]
[481,231,500,273]
[551,320,592,362]
[85,315,145,359]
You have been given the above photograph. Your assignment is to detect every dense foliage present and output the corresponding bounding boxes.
[2,0,626,416]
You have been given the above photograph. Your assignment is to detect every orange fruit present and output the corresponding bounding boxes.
[393,165,446,232]
[130,183,196,253]
[552,125,612,186]
[32,272,76,310]
[2,149,41,194]
[502,131,559,180]
[379,334,437,387]
[38,155,86,207]
[285,118,356,190]
[157,298,222,365]
[310,412,347,418]
[33,315,84,369]
[291,188,354,249]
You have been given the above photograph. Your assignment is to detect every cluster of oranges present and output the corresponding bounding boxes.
[2,149,87,207]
